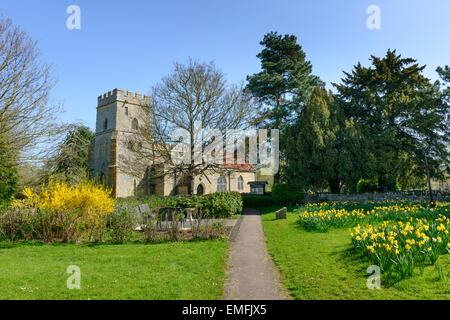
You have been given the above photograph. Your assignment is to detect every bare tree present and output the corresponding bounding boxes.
[121,59,256,195]
[0,15,61,164]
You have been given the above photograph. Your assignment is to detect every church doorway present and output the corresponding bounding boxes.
[196,184,204,196]
[100,173,106,186]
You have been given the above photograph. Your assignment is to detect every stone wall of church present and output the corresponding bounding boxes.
[90,88,260,198]
[91,89,151,198]
[191,170,256,195]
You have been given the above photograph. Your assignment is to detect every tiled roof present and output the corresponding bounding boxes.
[223,151,255,172]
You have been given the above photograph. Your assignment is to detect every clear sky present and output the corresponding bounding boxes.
[1,0,449,130]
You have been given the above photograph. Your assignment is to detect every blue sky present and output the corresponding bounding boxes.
[1,0,449,130]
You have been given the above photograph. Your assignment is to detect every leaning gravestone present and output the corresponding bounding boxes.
[276,207,287,220]
[138,204,150,214]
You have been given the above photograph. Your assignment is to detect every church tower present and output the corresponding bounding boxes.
[89,88,150,197]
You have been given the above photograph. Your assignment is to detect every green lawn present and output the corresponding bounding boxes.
[260,206,450,300]
[0,240,229,300]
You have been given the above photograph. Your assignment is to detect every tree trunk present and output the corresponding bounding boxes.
[378,174,396,192]
[424,153,435,206]
[189,175,195,196]
[328,178,340,194]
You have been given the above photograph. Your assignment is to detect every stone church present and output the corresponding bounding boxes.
[88,89,261,198]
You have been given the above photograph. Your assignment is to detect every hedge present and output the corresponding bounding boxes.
[120,192,243,218]
[272,183,304,206]
[242,195,273,208]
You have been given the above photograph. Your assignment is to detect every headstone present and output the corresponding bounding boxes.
[276,207,287,220]
[138,204,150,214]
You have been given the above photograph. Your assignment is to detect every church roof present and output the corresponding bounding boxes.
[223,151,255,172]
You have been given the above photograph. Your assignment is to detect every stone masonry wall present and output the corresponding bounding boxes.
[304,191,450,203]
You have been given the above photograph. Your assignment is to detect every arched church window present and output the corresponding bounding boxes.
[238,176,244,191]
[217,176,227,192]
[132,118,139,130]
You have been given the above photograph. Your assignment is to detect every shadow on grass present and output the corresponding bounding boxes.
[329,244,411,288]
[0,236,227,251]
[0,240,45,249]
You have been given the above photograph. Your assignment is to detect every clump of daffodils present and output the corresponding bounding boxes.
[350,215,450,279]
[298,200,450,281]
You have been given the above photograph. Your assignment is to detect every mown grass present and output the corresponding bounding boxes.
[260,206,450,300]
[0,240,229,300]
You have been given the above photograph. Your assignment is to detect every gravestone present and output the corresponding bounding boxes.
[138,204,150,214]
[276,207,287,220]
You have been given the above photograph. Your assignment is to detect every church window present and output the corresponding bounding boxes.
[217,176,227,192]
[238,176,244,191]
[132,118,139,130]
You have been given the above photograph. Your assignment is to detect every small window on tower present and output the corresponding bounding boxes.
[132,118,139,130]
[103,118,108,130]
[125,107,128,116]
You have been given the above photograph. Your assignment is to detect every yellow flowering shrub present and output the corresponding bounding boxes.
[17,179,115,240]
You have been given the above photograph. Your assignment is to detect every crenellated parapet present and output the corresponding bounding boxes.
[98,88,150,108]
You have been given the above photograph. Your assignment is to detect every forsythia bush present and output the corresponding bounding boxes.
[16,179,115,240]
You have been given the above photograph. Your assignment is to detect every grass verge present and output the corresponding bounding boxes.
[0,240,228,300]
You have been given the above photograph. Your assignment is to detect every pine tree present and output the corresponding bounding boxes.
[245,31,322,129]
[437,65,450,104]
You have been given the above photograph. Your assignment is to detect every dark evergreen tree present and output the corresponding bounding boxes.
[282,87,364,193]
[334,50,449,191]
[45,125,94,182]
[282,87,333,190]
[0,135,18,205]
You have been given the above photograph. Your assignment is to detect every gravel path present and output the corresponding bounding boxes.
[223,208,290,300]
